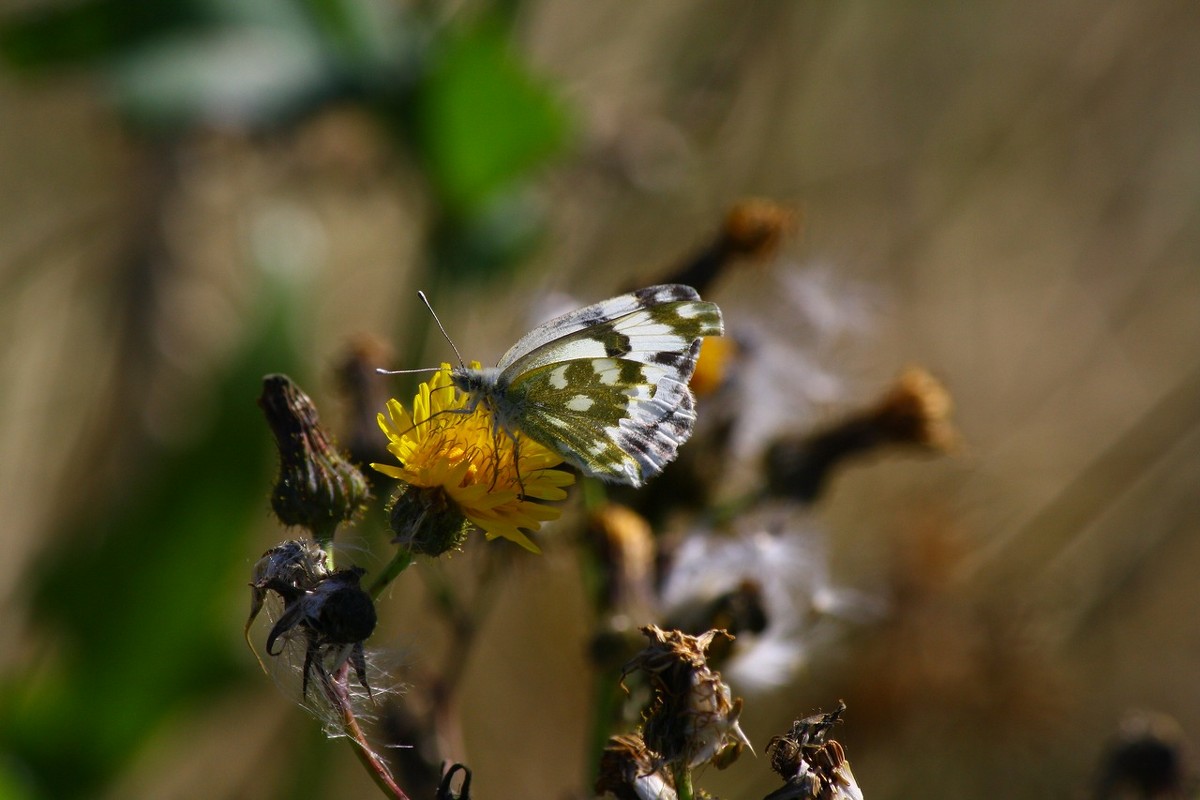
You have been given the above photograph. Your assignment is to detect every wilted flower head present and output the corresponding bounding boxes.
[371,363,575,553]
[765,703,863,800]
[719,198,798,262]
[621,625,752,771]
[663,198,799,295]
[1095,711,1191,800]
[246,540,377,699]
[595,733,677,800]
[764,366,958,504]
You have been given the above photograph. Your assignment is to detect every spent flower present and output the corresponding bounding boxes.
[621,625,753,772]
[595,733,678,800]
[764,703,863,800]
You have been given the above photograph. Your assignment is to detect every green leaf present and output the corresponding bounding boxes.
[0,0,205,72]
[0,297,299,799]
[414,21,568,212]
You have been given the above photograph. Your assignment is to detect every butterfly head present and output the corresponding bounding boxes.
[449,364,505,403]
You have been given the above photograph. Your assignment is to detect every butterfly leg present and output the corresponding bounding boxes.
[512,433,527,499]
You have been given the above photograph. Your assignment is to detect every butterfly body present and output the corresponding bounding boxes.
[449,284,723,487]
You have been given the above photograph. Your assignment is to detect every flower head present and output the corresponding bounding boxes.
[622,625,753,772]
[765,702,863,800]
[371,363,575,553]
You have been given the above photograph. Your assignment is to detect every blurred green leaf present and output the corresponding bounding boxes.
[428,186,547,282]
[0,301,299,799]
[301,0,420,78]
[413,20,568,213]
[0,0,207,72]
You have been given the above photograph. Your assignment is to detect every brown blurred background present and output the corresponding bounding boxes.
[2,2,1199,798]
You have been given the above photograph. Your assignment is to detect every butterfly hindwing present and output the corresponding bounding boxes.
[502,351,701,485]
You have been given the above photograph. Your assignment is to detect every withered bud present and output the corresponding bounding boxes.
[622,625,753,771]
[764,367,957,503]
[869,367,957,452]
[333,334,395,469]
[1095,711,1189,800]
[721,199,799,261]
[588,503,657,618]
[662,199,798,294]
[387,483,472,557]
[259,374,370,537]
[663,578,768,645]
[765,702,863,800]
[595,733,677,800]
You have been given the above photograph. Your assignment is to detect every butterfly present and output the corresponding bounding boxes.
[444,284,724,487]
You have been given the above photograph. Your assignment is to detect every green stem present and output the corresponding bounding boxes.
[370,548,414,598]
[671,762,694,800]
[579,476,608,512]
[312,521,338,569]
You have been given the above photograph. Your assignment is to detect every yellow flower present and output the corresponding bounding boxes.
[371,363,575,553]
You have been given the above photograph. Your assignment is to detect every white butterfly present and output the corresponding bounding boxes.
[442,284,724,487]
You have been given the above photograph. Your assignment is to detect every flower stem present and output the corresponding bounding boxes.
[369,548,414,598]
[324,666,410,799]
[313,522,338,569]
[671,762,694,800]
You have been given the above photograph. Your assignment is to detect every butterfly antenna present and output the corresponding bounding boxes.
[375,366,442,376]
[419,290,466,367]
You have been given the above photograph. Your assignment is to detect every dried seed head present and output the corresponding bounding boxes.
[721,199,799,262]
[261,565,378,698]
[764,367,957,503]
[868,367,958,453]
[765,702,863,800]
[661,199,798,293]
[622,625,753,771]
[259,374,370,537]
[595,733,677,800]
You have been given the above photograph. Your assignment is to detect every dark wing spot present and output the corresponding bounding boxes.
[649,349,693,369]
[634,284,700,306]
[605,331,633,358]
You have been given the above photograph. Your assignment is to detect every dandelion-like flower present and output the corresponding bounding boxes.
[371,363,575,553]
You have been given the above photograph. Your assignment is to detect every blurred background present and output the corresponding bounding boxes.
[2,1,1199,798]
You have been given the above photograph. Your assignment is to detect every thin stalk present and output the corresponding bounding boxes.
[671,762,694,800]
[370,548,414,598]
[323,666,410,800]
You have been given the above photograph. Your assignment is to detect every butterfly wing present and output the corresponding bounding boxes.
[495,284,719,374]
[503,351,704,486]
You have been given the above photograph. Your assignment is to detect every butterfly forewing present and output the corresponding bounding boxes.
[450,284,724,488]
[497,285,713,373]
